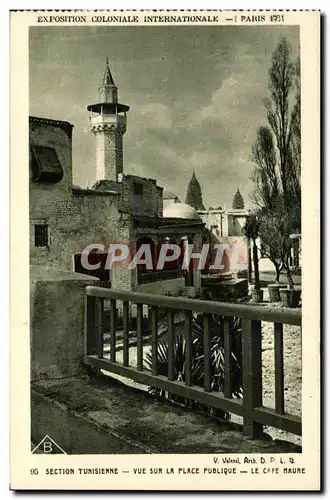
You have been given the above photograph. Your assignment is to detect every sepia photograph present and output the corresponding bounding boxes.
[10,10,320,490]
[29,23,302,453]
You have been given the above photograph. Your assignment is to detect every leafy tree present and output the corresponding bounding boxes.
[253,39,300,213]
[251,38,301,284]
[257,198,300,289]
[242,214,260,290]
[257,210,284,284]
[251,126,279,211]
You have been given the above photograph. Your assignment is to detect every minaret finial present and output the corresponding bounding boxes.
[101,58,115,88]
[97,57,117,104]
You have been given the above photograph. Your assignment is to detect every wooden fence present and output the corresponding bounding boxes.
[84,286,302,439]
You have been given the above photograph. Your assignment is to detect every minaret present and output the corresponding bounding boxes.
[185,171,205,211]
[87,58,130,183]
[232,187,244,210]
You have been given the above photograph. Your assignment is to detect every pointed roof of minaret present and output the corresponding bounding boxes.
[185,170,205,211]
[191,170,198,182]
[232,187,245,210]
[101,57,115,87]
[87,57,130,114]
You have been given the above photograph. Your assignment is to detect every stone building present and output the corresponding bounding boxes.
[197,191,250,274]
[196,188,250,240]
[29,59,205,296]
[165,183,251,275]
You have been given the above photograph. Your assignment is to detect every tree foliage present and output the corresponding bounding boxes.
[252,38,301,226]
[242,214,260,290]
[145,312,243,419]
[258,199,300,288]
[250,38,301,286]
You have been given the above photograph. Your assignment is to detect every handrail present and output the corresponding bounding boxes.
[85,286,301,326]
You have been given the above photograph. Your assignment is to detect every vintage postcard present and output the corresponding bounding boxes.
[10,10,320,490]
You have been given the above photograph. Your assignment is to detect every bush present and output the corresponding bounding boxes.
[144,312,243,420]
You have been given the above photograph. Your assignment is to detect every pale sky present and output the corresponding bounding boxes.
[29,25,299,209]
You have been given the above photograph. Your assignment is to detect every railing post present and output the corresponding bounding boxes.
[84,295,96,358]
[136,303,143,371]
[84,294,102,376]
[242,319,263,438]
[274,322,285,414]
[203,314,212,392]
[122,301,130,367]
[95,297,104,359]
[150,307,158,376]
[167,310,175,381]
[110,299,117,362]
[224,317,233,398]
[184,311,193,387]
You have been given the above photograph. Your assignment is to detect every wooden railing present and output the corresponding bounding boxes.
[84,286,302,439]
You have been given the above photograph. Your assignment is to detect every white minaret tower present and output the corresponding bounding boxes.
[87,58,130,182]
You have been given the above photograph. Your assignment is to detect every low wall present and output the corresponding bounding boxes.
[30,265,99,381]
[136,277,185,297]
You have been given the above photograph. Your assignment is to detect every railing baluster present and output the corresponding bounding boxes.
[184,310,193,387]
[242,319,263,438]
[123,301,129,367]
[84,295,96,358]
[203,314,211,392]
[110,299,117,362]
[136,304,143,371]
[274,322,285,415]
[150,307,158,376]
[95,297,104,359]
[167,310,175,381]
[224,317,232,398]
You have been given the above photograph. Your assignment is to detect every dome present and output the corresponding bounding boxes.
[163,202,201,220]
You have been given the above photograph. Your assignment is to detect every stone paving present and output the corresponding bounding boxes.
[32,376,301,455]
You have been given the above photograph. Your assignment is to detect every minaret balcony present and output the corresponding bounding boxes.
[87,102,129,115]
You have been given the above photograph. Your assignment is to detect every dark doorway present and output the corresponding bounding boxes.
[74,252,110,282]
